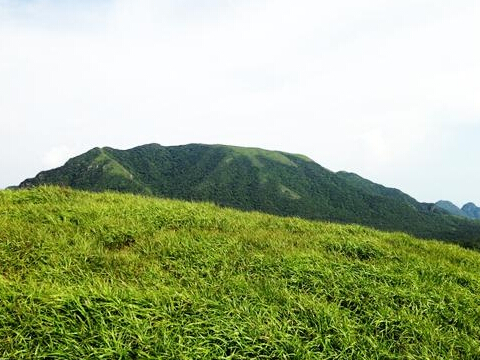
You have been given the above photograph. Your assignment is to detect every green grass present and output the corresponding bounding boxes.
[93,149,133,179]
[221,145,300,168]
[1,186,480,359]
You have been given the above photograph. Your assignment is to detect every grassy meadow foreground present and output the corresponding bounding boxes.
[1,187,480,359]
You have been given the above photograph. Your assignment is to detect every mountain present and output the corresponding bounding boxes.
[336,171,430,212]
[2,187,480,358]
[435,200,470,218]
[19,143,480,247]
[435,201,480,220]
[462,203,480,220]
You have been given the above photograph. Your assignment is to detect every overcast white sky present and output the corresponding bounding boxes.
[0,0,479,206]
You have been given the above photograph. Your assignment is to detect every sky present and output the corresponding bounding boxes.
[0,0,479,206]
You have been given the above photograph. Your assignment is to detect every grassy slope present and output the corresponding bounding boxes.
[1,187,480,359]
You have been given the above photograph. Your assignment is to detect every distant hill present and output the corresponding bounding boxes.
[436,201,480,220]
[20,143,480,247]
[435,200,470,218]
[462,203,480,220]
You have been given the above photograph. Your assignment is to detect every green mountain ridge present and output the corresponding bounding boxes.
[435,201,470,218]
[20,143,480,248]
[436,201,480,220]
[336,171,428,212]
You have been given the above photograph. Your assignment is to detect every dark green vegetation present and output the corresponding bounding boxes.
[436,201,480,220]
[1,187,480,359]
[462,203,480,220]
[20,143,480,248]
[436,201,470,218]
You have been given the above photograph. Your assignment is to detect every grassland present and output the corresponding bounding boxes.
[1,187,480,359]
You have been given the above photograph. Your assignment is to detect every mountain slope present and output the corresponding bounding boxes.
[336,171,430,212]
[435,201,480,220]
[436,201,470,218]
[462,203,480,220]
[20,143,480,247]
[1,187,480,358]
[462,203,480,219]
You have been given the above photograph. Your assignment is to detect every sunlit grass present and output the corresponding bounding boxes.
[1,186,479,359]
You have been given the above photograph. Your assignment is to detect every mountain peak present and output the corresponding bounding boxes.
[462,203,480,220]
[435,200,467,218]
[436,201,480,220]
